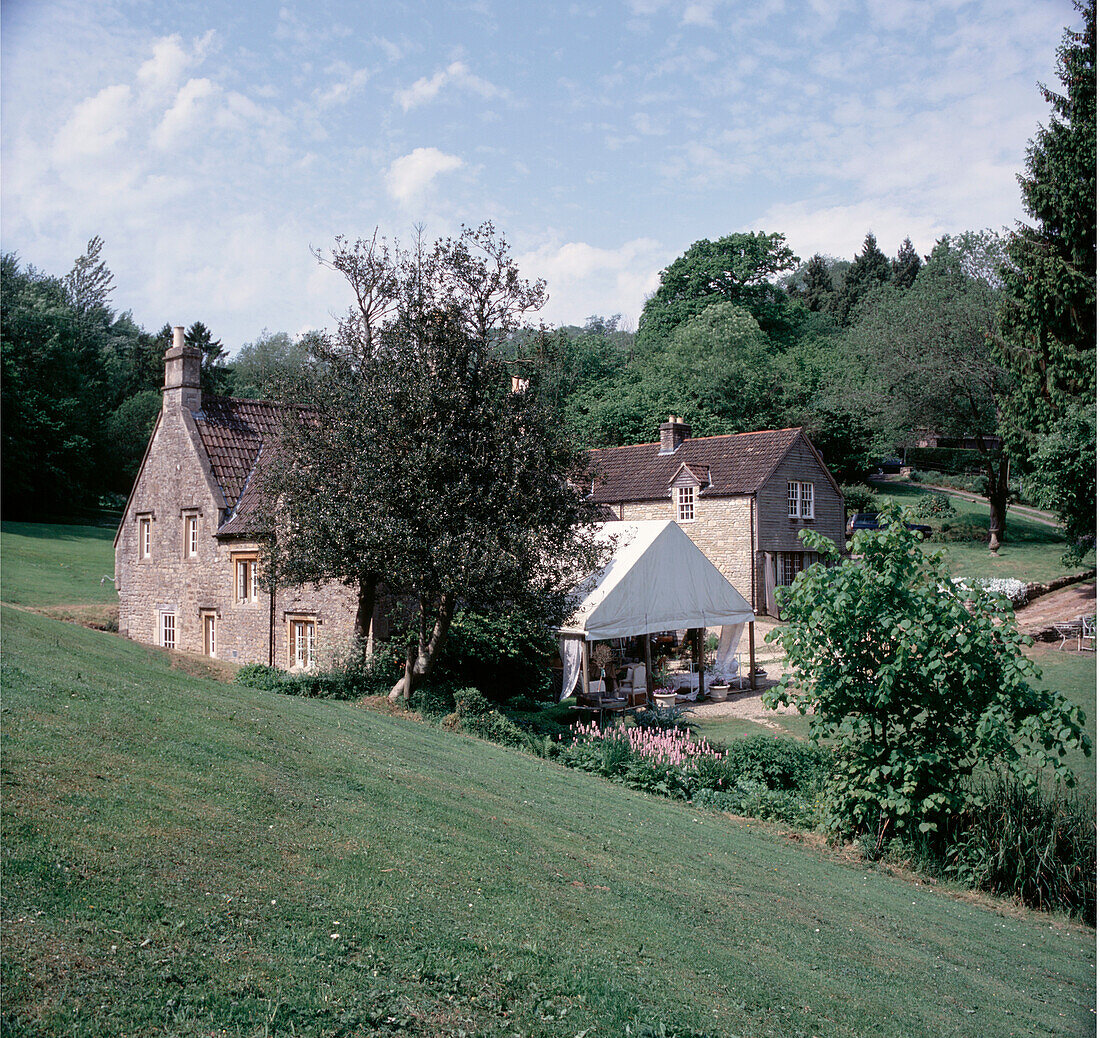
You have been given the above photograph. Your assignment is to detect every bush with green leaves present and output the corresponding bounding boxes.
[840,482,878,516]
[909,492,956,519]
[765,506,1090,843]
[722,735,829,793]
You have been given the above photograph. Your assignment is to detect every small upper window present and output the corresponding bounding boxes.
[139,517,152,559]
[788,481,815,520]
[185,515,198,558]
[677,486,696,522]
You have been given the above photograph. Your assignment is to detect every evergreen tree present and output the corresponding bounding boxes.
[891,236,922,289]
[998,0,1096,560]
[836,233,891,324]
[184,321,232,396]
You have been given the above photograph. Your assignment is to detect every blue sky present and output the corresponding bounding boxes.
[1,0,1073,352]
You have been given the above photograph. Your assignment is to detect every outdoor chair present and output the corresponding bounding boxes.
[1082,615,1096,652]
[1054,620,1083,651]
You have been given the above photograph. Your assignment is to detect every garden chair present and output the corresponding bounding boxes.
[1054,620,1082,651]
[1082,615,1095,652]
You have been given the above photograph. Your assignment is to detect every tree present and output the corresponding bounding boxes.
[231,329,317,399]
[891,236,922,289]
[843,233,1014,548]
[638,231,800,347]
[263,224,603,699]
[184,321,232,396]
[836,232,891,325]
[999,0,1096,561]
[64,235,115,314]
[788,253,842,313]
[765,511,1089,843]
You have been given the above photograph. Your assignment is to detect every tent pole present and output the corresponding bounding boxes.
[695,627,703,698]
[748,621,757,690]
[581,639,591,701]
[643,633,653,706]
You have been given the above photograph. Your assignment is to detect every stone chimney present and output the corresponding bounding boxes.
[163,325,202,413]
[658,415,691,454]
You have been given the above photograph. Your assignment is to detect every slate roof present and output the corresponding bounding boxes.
[191,396,303,536]
[587,427,804,503]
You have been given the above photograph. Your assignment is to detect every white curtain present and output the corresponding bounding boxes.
[559,635,585,701]
[764,552,777,616]
[712,623,744,682]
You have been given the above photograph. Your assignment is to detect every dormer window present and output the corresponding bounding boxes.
[677,486,696,521]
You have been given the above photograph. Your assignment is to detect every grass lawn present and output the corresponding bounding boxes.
[875,483,1094,584]
[2,605,1096,1038]
[1030,644,1098,798]
[1,521,118,607]
[693,706,816,746]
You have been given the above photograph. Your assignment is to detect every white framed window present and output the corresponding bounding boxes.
[234,555,259,603]
[787,482,800,519]
[202,612,216,658]
[677,485,696,521]
[139,517,152,558]
[787,481,815,520]
[160,611,176,649]
[185,515,198,558]
[290,618,316,669]
[800,482,815,519]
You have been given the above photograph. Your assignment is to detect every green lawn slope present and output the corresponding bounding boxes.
[2,606,1094,1038]
[1,521,118,607]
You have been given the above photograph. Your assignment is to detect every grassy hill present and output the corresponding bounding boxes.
[2,605,1095,1037]
[1,521,119,607]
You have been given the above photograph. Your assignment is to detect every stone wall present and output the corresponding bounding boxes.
[115,396,359,669]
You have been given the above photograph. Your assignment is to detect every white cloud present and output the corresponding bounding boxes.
[385,147,464,203]
[517,237,668,326]
[135,32,214,100]
[313,65,371,107]
[152,78,219,150]
[53,84,132,161]
[394,61,504,111]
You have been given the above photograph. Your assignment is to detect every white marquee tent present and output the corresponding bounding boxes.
[557,520,756,702]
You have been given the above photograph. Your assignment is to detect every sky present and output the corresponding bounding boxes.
[1,0,1075,352]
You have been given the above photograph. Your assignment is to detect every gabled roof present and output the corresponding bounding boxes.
[587,427,803,503]
[669,461,711,487]
[191,396,307,537]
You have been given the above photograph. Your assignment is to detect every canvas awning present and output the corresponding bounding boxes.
[559,520,754,640]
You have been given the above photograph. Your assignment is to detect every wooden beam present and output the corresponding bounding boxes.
[748,621,757,690]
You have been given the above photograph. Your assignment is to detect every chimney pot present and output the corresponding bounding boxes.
[163,323,202,413]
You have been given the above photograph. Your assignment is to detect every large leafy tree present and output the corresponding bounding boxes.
[844,233,1014,548]
[766,511,1089,843]
[999,0,1096,561]
[230,329,318,399]
[638,231,800,347]
[263,225,603,699]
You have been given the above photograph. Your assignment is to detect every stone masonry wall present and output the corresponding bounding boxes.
[116,401,359,669]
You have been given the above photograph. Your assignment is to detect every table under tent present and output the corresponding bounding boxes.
[557,520,757,712]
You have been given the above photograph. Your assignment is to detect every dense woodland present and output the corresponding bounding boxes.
[2,2,1094,556]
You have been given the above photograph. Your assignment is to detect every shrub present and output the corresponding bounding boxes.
[840,483,878,516]
[453,686,493,717]
[766,507,1090,841]
[910,492,956,519]
[694,780,819,827]
[409,685,456,716]
[432,608,559,704]
[461,709,530,748]
[723,735,829,792]
[235,663,286,690]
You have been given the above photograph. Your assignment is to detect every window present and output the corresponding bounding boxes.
[787,481,815,520]
[234,555,259,603]
[160,611,176,649]
[185,515,198,557]
[291,618,316,669]
[677,485,696,521]
[778,553,803,586]
[202,612,216,658]
[140,517,152,558]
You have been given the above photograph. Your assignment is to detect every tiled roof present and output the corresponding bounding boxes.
[191,396,302,536]
[587,428,803,503]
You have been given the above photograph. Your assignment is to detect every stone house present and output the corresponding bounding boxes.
[114,328,360,668]
[586,417,845,616]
